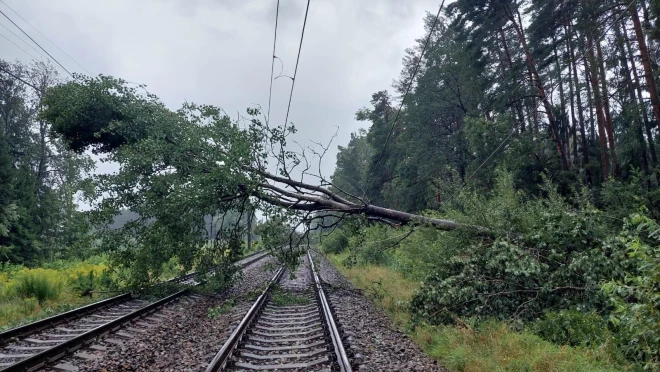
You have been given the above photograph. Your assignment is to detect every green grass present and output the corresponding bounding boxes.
[270,287,310,306]
[12,273,62,305]
[207,299,235,319]
[326,252,634,372]
[0,259,114,330]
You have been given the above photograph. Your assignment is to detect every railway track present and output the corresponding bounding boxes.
[0,250,269,372]
[206,250,351,372]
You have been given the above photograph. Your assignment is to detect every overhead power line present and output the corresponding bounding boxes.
[0,66,39,89]
[283,0,311,127]
[266,0,280,126]
[0,0,91,75]
[368,0,446,183]
[0,8,73,78]
[0,31,39,61]
[0,21,46,60]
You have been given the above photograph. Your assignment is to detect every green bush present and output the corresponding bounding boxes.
[602,212,660,370]
[345,224,393,266]
[71,270,95,297]
[532,310,609,347]
[207,299,234,319]
[321,230,349,254]
[411,173,628,324]
[13,273,61,305]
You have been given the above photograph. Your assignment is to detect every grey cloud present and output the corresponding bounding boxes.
[1,0,443,186]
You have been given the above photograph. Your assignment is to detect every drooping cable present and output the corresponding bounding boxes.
[282,0,311,127]
[0,8,74,78]
[0,0,91,75]
[266,0,280,125]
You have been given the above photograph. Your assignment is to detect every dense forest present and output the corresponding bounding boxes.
[0,60,92,266]
[324,0,660,369]
[333,0,660,210]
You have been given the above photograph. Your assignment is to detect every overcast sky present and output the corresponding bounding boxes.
[1,0,442,181]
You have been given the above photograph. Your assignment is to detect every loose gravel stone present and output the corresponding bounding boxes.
[37,252,443,371]
[39,256,278,372]
[225,255,336,371]
[310,251,446,371]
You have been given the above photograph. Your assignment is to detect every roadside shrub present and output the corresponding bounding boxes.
[601,172,660,222]
[342,224,401,266]
[411,173,628,324]
[71,270,113,297]
[532,310,609,347]
[321,230,349,254]
[0,260,116,329]
[12,271,62,305]
[602,212,660,370]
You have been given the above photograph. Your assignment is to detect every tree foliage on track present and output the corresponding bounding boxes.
[40,75,463,286]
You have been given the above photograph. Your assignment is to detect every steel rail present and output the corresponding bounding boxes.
[205,265,285,372]
[308,250,352,372]
[0,293,131,346]
[0,251,270,372]
[0,250,267,346]
[3,289,188,372]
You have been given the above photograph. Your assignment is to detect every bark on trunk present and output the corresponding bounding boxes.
[506,6,570,170]
[625,19,657,164]
[616,20,650,173]
[586,34,611,177]
[499,27,526,130]
[631,4,660,129]
[568,23,591,181]
[553,36,570,164]
[596,41,619,176]
[584,59,596,143]
[564,26,579,167]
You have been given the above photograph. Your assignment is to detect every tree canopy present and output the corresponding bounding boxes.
[39,75,460,285]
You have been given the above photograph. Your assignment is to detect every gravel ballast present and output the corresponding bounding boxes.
[310,251,445,371]
[39,251,444,371]
[41,256,278,372]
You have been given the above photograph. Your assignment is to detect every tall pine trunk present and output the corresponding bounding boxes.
[615,21,650,172]
[499,27,526,130]
[596,41,619,175]
[586,34,611,178]
[568,23,591,181]
[505,6,569,170]
[553,35,570,164]
[624,19,658,164]
[631,4,660,129]
[564,25,580,168]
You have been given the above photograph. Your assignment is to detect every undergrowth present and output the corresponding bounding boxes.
[207,299,235,319]
[326,252,633,372]
[0,258,113,329]
[270,287,310,306]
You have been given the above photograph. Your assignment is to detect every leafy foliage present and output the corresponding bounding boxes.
[41,75,274,286]
[320,230,349,254]
[0,60,93,266]
[602,212,660,369]
[531,310,609,347]
[11,272,62,305]
[411,173,628,323]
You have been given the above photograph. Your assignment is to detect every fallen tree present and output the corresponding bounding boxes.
[40,75,463,284]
